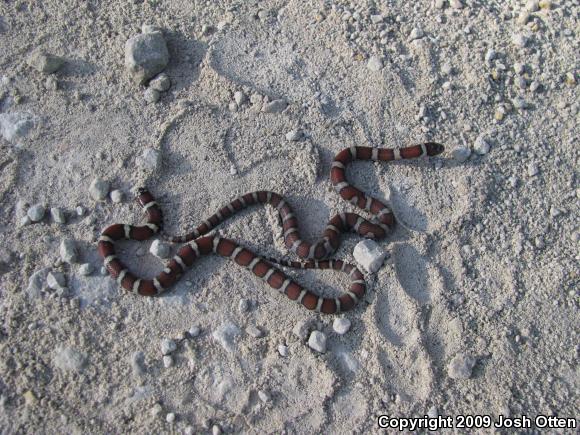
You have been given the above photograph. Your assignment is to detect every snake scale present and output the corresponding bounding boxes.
[98,142,444,314]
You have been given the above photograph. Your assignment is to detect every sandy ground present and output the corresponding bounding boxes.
[0,0,578,433]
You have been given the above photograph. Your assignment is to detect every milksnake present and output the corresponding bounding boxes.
[98,142,444,314]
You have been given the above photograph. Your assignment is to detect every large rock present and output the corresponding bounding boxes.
[125,31,169,84]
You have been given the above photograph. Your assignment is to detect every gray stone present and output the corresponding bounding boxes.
[333,318,351,335]
[160,338,177,355]
[110,189,124,203]
[131,351,146,376]
[78,263,93,276]
[307,330,327,353]
[149,239,170,258]
[233,91,247,106]
[473,136,490,155]
[50,207,66,224]
[262,99,288,113]
[0,112,34,142]
[353,239,387,273]
[212,321,241,352]
[447,354,476,379]
[367,55,383,71]
[144,88,160,103]
[53,346,87,372]
[149,73,171,92]
[26,268,51,298]
[163,355,173,368]
[60,239,79,263]
[188,325,201,337]
[285,129,303,141]
[409,28,424,41]
[27,50,63,74]
[47,271,66,290]
[278,344,289,357]
[89,178,109,201]
[246,325,263,338]
[137,148,161,171]
[27,204,45,222]
[125,31,169,84]
[452,147,471,162]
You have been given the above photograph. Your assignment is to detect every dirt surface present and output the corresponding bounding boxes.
[0,0,578,433]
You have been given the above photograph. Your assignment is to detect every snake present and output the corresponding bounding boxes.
[97,142,444,314]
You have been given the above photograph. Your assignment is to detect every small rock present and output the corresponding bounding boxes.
[333,318,351,335]
[278,344,289,357]
[517,11,531,25]
[525,0,539,12]
[258,390,270,403]
[367,55,383,71]
[53,347,87,372]
[434,0,446,9]
[27,50,63,74]
[353,239,386,273]
[473,136,490,155]
[78,263,93,276]
[527,162,539,176]
[370,14,383,24]
[23,390,37,407]
[285,129,303,141]
[110,190,124,203]
[160,338,177,355]
[184,426,194,435]
[262,99,288,113]
[150,239,170,258]
[212,425,222,435]
[47,271,66,290]
[529,80,541,92]
[508,176,518,188]
[212,321,241,352]
[292,319,314,340]
[511,34,528,48]
[19,216,31,227]
[409,28,424,41]
[150,403,163,417]
[427,406,438,418]
[144,88,160,104]
[142,24,162,34]
[131,351,146,376]
[125,30,169,84]
[513,62,525,75]
[450,0,463,8]
[538,0,552,9]
[549,207,561,218]
[447,353,475,379]
[233,91,247,106]
[535,237,545,249]
[238,298,250,313]
[27,204,45,222]
[89,178,110,201]
[452,147,471,162]
[0,112,35,142]
[163,355,173,368]
[565,72,576,86]
[308,330,327,353]
[76,206,85,216]
[166,412,175,423]
[188,325,200,337]
[60,239,78,263]
[246,325,263,338]
[50,207,66,224]
[149,73,171,92]
[484,49,496,63]
[137,148,162,171]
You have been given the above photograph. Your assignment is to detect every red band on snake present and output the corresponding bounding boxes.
[97,143,444,314]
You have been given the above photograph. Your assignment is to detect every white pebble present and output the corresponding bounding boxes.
[367,55,383,72]
[452,147,471,162]
[353,239,386,273]
[229,165,237,175]
[473,136,490,155]
[513,63,525,75]
[47,271,66,290]
[527,162,539,177]
[308,330,327,353]
[149,239,170,258]
[137,148,161,171]
[285,129,303,141]
[447,354,476,379]
[150,403,163,417]
[110,190,124,203]
[246,325,263,338]
[262,99,288,113]
[233,91,247,106]
[27,50,63,74]
[212,425,222,435]
[529,81,540,92]
[76,206,85,216]
[512,97,528,109]
[508,176,518,188]
[258,390,270,403]
[60,239,78,263]
[409,28,424,41]
[484,49,496,63]
[166,412,175,423]
[333,318,351,335]
[50,207,66,224]
[27,204,46,222]
[144,88,160,104]
[277,344,288,357]
[370,14,383,24]
[149,73,171,92]
[427,406,438,418]
[525,0,539,12]
[184,426,194,435]
[78,263,93,276]
[160,338,177,355]
[163,355,173,368]
[89,178,110,201]
[450,0,463,8]
[188,325,201,337]
[512,34,528,48]
[19,216,31,227]
[238,298,250,313]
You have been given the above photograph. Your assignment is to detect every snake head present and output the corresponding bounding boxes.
[425,142,445,156]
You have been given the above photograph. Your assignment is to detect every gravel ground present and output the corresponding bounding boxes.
[0,0,578,433]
